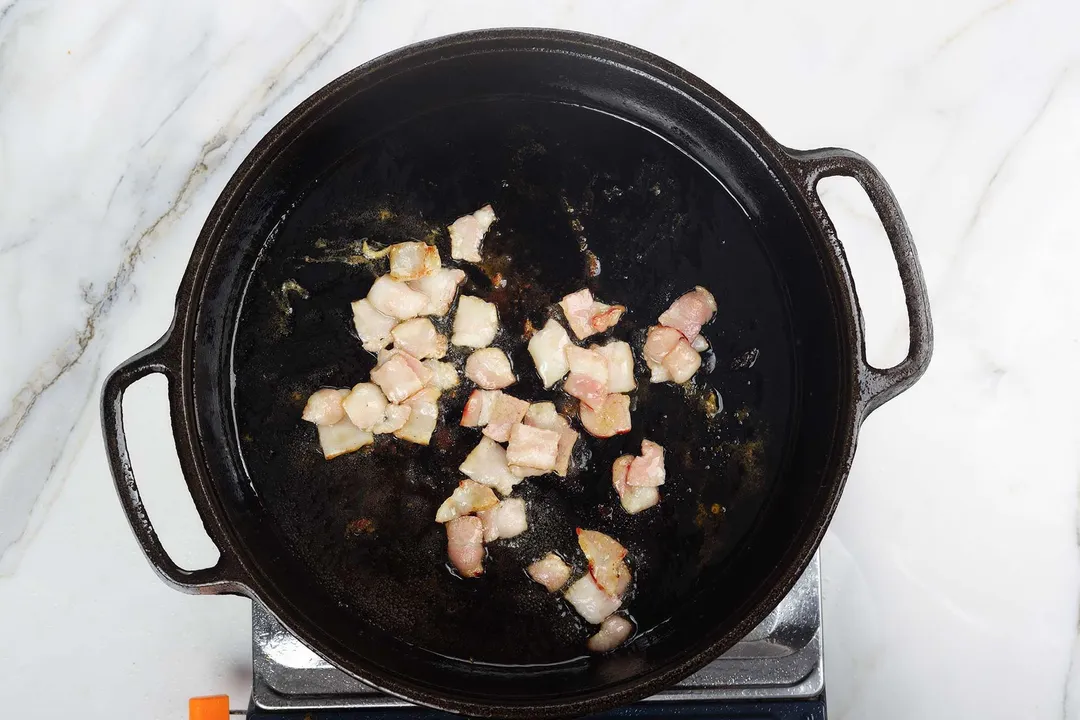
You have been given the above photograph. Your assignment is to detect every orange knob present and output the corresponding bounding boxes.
[189,695,230,720]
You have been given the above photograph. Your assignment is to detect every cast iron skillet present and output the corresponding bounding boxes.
[101,29,931,718]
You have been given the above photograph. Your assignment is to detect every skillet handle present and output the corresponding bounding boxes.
[786,147,933,416]
[101,334,246,595]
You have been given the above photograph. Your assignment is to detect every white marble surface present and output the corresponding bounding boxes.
[2,0,1079,717]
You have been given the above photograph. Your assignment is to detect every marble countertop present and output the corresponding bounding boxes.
[3,1,1079,718]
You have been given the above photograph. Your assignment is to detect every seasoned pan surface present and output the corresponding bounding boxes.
[233,98,794,665]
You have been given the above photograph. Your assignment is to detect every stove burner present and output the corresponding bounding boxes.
[250,555,822,712]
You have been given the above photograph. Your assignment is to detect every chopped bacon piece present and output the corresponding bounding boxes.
[612,454,633,496]
[626,440,665,487]
[589,304,625,334]
[446,516,485,577]
[621,486,659,514]
[647,358,670,383]
[643,325,683,365]
[302,388,346,426]
[477,498,528,542]
[317,421,374,460]
[316,392,374,459]
[393,387,440,445]
[662,337,702,384]
[528,553,571,592]
[408,268,467,317]
[587,615,634,653]
[613,454,660,514]
[448,205,496,263]
[564,574,621,624]
[566,345,609,383]
[482,393,530,443]
[524,403,565,431]
[370,353,424,404]
[505,424,560,472]
[390,318,447,359]
[559,288,595,339]
[423,359,459,390]
[371,404,411,434]
[527,318,571,388]
[564,346,609,410]
[577,529,627,567]
[451,295,499,348]
[644,325,691,384]
[465,347,516,390]
[592,340,636,394]
[350,298,397,352]
[563,375,607,412]
[658,286,716,343]
[553,427,579,477]
[523,402,578,476]
[371,354,421,405]
[558,288,626,340]
[388,241,440,281]
[605,563,631,597]
[577,529,631,597]
[459,436,522,496]
[341,383,388,431]
[387,349,435,386]
[435,479,500,523]
[367,275,430,320]
[523,402,565,430]
[579,393,632,438]
[460,389,499,427]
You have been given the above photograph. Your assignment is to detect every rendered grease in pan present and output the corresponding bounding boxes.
[231,99,795,665]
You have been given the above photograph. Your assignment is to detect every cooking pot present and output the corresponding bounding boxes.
[102,29,931,718]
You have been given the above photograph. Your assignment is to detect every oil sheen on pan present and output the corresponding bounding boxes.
[231,98,795,666]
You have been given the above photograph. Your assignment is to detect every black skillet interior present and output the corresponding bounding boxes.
[192,33,848,707]
[233,99,793,663]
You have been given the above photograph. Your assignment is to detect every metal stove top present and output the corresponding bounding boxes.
[250,554,822,712]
